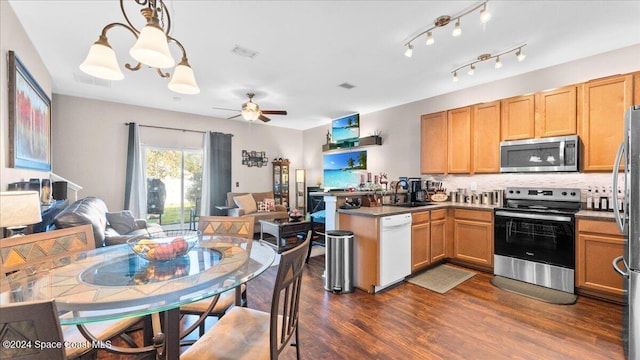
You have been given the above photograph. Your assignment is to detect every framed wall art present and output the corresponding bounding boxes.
[8,50,52,171]
[242,150,268,167]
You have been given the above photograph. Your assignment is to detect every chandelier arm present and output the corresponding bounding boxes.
[168,36,189,62]
[99,22,139,39]
[125,62,143,72]
[156,68,170,78]
[119,0,142,34]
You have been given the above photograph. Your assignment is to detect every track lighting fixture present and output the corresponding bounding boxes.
[450,44,527,82]
[80,0,200,95]
[404,43,414,58]
[402,1,490,56]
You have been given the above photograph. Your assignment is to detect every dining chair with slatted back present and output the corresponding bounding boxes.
[0,299,67,360]
[180,216,255,339]
[181,232,311,360]
[0,225,144,359]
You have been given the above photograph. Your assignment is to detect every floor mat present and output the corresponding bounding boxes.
[491,276,577,305]
[407,265,475,294]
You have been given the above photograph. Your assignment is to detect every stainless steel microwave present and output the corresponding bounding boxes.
[500,135,579,173]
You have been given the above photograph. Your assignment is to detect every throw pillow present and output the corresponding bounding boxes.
[106,210,137,235]
[233,194,257,214]
[264,198,276,212]
[257,198,276,212]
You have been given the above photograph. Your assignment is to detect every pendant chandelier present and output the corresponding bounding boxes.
[79,0,199,95]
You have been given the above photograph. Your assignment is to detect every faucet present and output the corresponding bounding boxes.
[394,179,408,204]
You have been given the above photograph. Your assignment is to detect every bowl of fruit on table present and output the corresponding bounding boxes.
[128,230,199,262]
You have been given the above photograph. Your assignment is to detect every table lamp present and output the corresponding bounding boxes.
[0,191,42,237]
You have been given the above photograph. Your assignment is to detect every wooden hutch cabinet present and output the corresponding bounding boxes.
[272,160,290,207]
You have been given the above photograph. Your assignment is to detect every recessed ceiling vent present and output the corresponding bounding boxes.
[338,82,356,90]
[231,45,259,59]
[73,72,112,88]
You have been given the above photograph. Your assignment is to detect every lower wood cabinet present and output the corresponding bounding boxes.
[452,209,493,269]
[576,218,624,303]
[430,209,447,263]
[411,211,430,272]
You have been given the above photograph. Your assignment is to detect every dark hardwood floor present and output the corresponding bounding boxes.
[99,253,624,359]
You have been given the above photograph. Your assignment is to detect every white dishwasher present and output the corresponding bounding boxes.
[377,213,412,292]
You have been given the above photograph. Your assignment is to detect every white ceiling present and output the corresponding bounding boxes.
[8,1,640,130]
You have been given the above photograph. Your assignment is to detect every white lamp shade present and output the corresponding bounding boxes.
[168,63,200,94]
[0,191,42,228]
[296,169,306,183]
[80,42,124,80]
[129,25,175,69]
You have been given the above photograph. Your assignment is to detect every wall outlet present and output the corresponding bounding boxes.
[236,181,239,187]
[470,181,477,192]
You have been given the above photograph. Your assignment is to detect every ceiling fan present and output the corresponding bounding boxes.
[213,93,287,123]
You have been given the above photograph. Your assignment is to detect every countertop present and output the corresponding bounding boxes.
[335,199,621,220]
[337,202,497,217]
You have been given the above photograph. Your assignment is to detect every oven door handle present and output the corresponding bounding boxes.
[495,211,572,223]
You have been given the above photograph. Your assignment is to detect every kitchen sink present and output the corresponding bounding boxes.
[388,202,436,208]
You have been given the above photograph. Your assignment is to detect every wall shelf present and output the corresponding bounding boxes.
[322,135,382,152]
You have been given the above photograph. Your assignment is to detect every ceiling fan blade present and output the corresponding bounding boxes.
[259,115,271,122]
[212,106,240,112]
[227,114,243,120]
[261,110,287,115]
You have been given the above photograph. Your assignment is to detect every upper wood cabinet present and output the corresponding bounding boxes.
[634,71,640,106]
[579,74,633,171]
[501,94,535,141]
[420,112,447,174]
[472,101,501,173]
[447,107,472,173]
[535,85,577,138]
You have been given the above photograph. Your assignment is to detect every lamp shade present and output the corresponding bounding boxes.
[130,24,175,69]
[80,42,124,80]
[296,169,306,183]
[0,191,42,228]
[168,61,200,94]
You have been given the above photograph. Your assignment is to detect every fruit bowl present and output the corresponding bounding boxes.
[128,230,199,262]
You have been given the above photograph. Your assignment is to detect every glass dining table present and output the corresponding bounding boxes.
[0,235,276,359]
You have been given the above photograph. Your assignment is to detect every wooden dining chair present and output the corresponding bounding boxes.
[180,216,255,337]
[0,225,144,359]
[181,232,311,360]
[0,299,67,360]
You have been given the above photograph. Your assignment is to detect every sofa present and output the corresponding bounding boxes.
[226,191,288,231]
[53,197,162,247]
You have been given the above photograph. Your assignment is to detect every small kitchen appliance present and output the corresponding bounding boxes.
[500,135,579,173]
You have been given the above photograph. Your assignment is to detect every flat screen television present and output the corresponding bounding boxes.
[332,113,359,143]
[323,150,367,188]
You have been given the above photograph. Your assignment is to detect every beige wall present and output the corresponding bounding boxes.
[52,95,303,211]
[1,2,53,187]
[302,44,640,194]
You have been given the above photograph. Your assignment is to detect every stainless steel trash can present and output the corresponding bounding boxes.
[324,230,354,294]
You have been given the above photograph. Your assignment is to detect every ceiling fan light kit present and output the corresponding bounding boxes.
[220,93,288,123]
[79,0,199,95]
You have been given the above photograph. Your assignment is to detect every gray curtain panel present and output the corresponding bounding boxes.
[206,132,233,215]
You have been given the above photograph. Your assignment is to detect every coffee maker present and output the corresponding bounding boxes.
[408,178,424,202]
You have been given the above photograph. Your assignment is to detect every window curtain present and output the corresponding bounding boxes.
[200,132,233,216]
[124,122,147,218]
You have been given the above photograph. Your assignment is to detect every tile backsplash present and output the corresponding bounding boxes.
[426,172,622,201]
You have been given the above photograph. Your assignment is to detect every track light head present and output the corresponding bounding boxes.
[467,64,475,76]
[404,44,414,58]
[495,56,503,69]
[480,4,491,23]
[452,19,462,37]
[426,32,434,45]
[453,71,459,82]
[516,49,526,62]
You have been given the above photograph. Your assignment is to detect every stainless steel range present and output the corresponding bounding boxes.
[494,187,581,293]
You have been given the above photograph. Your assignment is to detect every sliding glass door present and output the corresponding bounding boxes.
[144,146,202,229]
